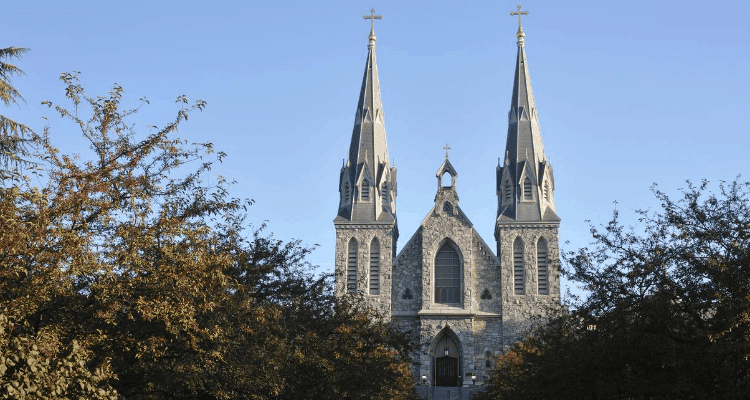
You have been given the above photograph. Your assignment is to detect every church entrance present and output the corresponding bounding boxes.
[433,328,461,387]
[435,356,458,386]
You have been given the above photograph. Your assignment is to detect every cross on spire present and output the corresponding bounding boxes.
[510,4,529,29]
[363,8,382,32]
[443,143,451,159]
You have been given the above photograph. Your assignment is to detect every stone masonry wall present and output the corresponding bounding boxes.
[334,224,396,318]
[415,317,504,387]
[496,225,561,348]
[418,187,476,311]
[391,183,505,388]
[393,229,423,313]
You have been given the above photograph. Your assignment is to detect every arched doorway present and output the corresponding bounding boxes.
[433,329,461,387]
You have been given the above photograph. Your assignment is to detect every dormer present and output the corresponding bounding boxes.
[516,160,536,202]
[356,161,373,202]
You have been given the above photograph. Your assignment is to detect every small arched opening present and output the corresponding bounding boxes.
[441,171,452,187]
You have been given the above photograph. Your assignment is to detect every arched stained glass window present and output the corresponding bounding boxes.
[369,238,380,295]
[347,239,357,293]
[435,243,460,304]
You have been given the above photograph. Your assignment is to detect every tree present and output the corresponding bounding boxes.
[1,73,418,399]
[0,47,35,174]
[479,179,750,400]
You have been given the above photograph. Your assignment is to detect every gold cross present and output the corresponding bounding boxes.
[363,8,382,31]
[510,4,529,29]
[443,143,451,159]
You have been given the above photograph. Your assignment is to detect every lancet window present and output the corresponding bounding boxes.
[361,180,369,201]
[537,237,548,294]
[435,242,461,304]
[347,238,357,293]
[369,238,380,295]
[523,177,532,200]
[514,238,524,294]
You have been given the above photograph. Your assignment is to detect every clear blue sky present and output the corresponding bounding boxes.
[6,1,750,296]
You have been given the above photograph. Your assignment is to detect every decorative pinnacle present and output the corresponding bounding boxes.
[443,143,451,159]
[510,4,529,45]
[363,8,382,48]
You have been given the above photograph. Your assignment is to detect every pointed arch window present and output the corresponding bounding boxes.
[537,237,548,295]
[361,180,370,201]
[514,238,524,295]
[369,238,380,295]
[544,180,549,202]
[345,182,351,202]
[347,239,358,293]
[435,242,461,304]
[523,178,532,200]
[504,180,511,203]
[381,183,388,204]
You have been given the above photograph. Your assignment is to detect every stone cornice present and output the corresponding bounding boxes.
[334,221,396,229]
[495,221,559,230]
[390,309,502,318]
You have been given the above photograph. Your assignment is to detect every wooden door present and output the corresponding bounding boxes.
[435,356,458,386]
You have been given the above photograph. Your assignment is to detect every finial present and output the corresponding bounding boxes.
[510,4,529,46]
[363,8,383,49]
[443,143,451,159]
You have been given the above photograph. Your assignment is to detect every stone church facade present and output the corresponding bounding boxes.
[334,13,561,388]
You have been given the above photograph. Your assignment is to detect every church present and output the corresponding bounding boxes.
[333,7,561,388]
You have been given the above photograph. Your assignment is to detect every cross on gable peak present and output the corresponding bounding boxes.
[443,143,451,159]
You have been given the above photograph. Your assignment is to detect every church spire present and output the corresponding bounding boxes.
[497,5,559,227]
[336,9,397,225]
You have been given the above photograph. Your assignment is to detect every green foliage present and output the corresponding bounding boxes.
[0,47,35,174]
[0,73,417,399]
[479,180,750,400]
[0,315,117,400]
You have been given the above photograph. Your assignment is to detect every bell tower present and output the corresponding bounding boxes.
[495,5,561,344]
[333,9,398,317]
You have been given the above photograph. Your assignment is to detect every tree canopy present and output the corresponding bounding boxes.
[479,180,750,400]
[0,46,35,173]
[0,72,418,400]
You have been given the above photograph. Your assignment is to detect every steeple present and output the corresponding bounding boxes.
[336,8,397,227]
[333,11,398,311]
[496,5,559,230]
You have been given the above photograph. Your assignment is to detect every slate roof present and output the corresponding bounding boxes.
[497,26,560,224]
[335,25,397,226]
